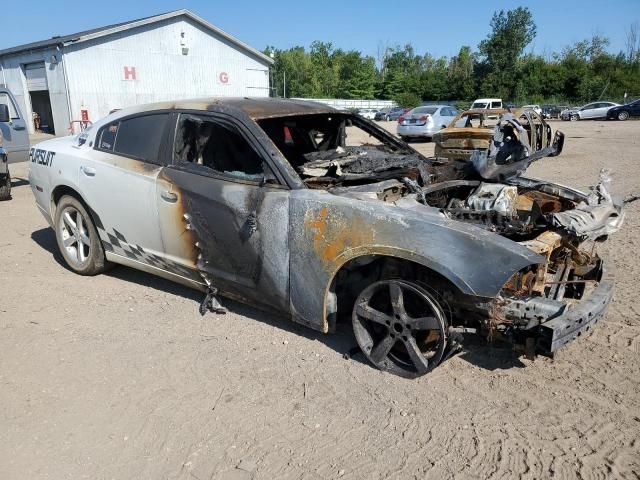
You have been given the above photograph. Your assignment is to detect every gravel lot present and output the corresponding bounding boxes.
[1,119,638,480]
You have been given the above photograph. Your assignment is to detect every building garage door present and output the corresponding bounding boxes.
[25,62,48,91]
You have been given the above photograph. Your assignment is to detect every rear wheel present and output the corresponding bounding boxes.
[54,195,109,275]
[0,171,10,201]
[618,111,629,121]
[352,279,448,378]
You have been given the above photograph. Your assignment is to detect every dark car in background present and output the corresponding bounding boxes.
[606,99,640,121]
[384,107,408,121]
[541,105,564,119]
[374,108,392,120]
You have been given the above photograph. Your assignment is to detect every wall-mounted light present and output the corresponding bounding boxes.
[49,54,58,64]
[180,31,189,56]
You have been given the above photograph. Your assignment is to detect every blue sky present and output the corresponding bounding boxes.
[4,0,639,59]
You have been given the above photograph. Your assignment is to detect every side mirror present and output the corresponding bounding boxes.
[0,104,10,123]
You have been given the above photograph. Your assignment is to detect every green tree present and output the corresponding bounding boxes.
[448,46,475,100]
[477,7,537,99]
[336,52,376,99]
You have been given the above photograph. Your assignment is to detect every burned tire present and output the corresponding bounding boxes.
[54,195,109,275]
[0,171,10,201]
[570,114,579,121]
[617,111,629,121]
[352,279,448,378]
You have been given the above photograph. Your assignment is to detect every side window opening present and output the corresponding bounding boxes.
[174,114,268,183]
[97,113,169,164]
[99,123,119,151]
[0,93,20,119]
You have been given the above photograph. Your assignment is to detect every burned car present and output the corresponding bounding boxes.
[433,108,563,163]
[29,98,624,378]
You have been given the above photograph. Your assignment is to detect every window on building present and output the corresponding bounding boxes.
[173,114,267,183]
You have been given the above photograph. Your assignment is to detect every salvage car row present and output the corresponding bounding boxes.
[27,97,624,378]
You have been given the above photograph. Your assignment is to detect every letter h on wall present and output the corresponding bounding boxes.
[123,66,137,81]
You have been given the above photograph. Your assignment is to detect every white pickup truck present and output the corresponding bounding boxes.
[0,88,30,199]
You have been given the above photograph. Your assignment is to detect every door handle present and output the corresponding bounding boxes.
[80,166,96,176]
[161,190,178,203]
[13,124,26,131]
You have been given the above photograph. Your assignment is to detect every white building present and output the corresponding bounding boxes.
[0,10,273,135]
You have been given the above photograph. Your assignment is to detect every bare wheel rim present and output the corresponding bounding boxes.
[58,206,91,267]
[352,279,447,378]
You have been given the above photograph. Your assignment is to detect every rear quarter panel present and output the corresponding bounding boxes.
[28,136,82,225]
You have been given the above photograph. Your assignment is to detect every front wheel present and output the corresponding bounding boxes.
[352,279,448,378]
[54,195,109,275]
[570,114,580,121]
[0,171,11,201]
[618,111,629,121]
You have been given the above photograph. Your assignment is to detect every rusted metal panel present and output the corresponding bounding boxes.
[288,189,544,332]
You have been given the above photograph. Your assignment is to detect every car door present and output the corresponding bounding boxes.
[594,103,614,118]
[580,103,597,119]
[442,107,458,127]
[0,90,29,163]
[156,111,290,311]
[631,100,640,116]
[79,112,170,267]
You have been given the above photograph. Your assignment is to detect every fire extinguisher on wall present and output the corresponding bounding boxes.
[68,108,93,135]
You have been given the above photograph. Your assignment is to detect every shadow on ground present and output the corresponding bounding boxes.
[31,226,530,375]
[11,176,30,188]
[456,332,527,370]
[30,226,367,368]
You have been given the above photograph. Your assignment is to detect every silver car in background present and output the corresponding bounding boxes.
[561,102,620,121]
[397,105,459,141]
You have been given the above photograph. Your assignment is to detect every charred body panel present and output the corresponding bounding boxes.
[434,109,563,173]
[160,166,291,312]
[289,189,544,332]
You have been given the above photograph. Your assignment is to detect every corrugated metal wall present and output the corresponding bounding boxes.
[63,16,271,124]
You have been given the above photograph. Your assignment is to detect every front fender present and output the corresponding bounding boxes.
[289,190,544,332]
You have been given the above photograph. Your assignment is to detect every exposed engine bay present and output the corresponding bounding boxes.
[259,110,624,351]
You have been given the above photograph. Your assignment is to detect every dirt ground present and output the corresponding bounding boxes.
[1,119,639,480]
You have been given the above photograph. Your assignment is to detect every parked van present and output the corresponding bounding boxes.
[470,98,502,110]
[0,88,30,199]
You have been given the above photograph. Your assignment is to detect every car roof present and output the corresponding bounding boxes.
[97,97,338,126]
[460,108,508,115]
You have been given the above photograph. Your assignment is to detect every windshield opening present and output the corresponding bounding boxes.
[257,113,427,189]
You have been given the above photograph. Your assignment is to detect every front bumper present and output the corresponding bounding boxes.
[536,266,614,354]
